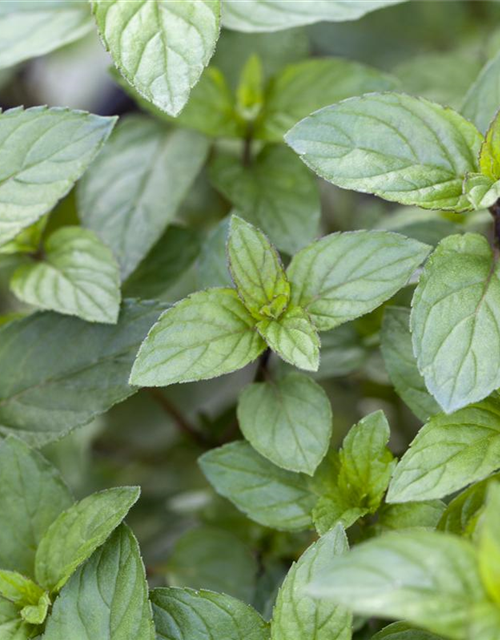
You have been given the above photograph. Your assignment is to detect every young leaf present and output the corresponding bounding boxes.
[19,592,50,626]
[479,109,500,181]
[35,486,140,592]
[238,372,332,475]
[130,288,266,387]
[462,49,500,134]
[478,483,500,605]
[257,306,320,372]
[210,145,320,254]
[411,233,500,413]
[0,597,33,640]
[78,116,209,279]
[43,525,154,640]
[387,395,500,502]
[372,622,445,639]
[0,106,115,247]
[463,173,500,210]
[227,215,290,320]
[271,525,352,640]
[286,93,482,211]
[0,437,72,576]
[287,231,431,332]
[438,476,499,537]
[92,0,221,117]
[151,587,269,640]
[199,441,316,531]
[0,300,165,445]
[0,571,44,608]
[10,227,121,324]
[381,307,440,422]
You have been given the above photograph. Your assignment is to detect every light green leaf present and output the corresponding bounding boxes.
[78,116,209,279]
[462,50,500,134]
[228,215,290,320]
[308,530,490,640]
[313,493,366,536]
[10,227,121,324]
[287,230,430,332]
[438,476,499,537]
[479,110,500,181]
[19,592,50,626]
[35,486,140,592]
[210,145,320,255]
[257,306,320,372]
[387,396,500,503]
[0,1,92,70]
[222,0,404,32]
[0,598,34,640]
[286,93,482,211]
[463,173,500,210]
[92,0,221,117]
[381,307,440,422]
[0,300,164,445]
[43,525,154,640]
[0,572,44,609]
[0,106,115,248]
[411,233,500,413]
[0,437,72,577]
[271,525,351,640]
[256,58,397,142]
[478,483,500,605]
[151,587,269,640]
[372,622,445,640]
[238,373,332,475]
[376,501,446,533]
[130,288,266,387]
[199,441,316,531]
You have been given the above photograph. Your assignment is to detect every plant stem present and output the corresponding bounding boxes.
[489,199,500,250]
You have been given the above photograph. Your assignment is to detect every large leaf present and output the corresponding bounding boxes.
[0,437,72,576]
[210,145,320,255]
[0,106,115,248]
[238,373,332,475]
[130,288,265,387]
[78,116,209,279]
[151,587,269,640]
[222,0,404,32]
[0,300,164,445]
[199,441,316,531]
[387,396,500,502]
[271,525,351,640]
[462,50,500,134]
[43,525,154,640]
[92,0,221,116]
[411,233,500,413]
[286,93,482,211]
[287,231,431,332]
[11,227,121,324]
[478,484,500,606]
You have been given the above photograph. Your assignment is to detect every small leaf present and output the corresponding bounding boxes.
[0,106,115,247]
[238,373,332,475]
[463,173,500,210]
[43,525,154,640]
[20,591,50,625]
[199,441,316,531]
[130,288,266,387]
[462,49,500,134]
[478,483,500,605]
[438,476,499,537]
[0,597,33,640]
[35,486,140,592]
[287,230,431,332]
[286,93,482,211]
[372,622,445,639]
[479,110,500,181]
[92,0,221,117]
[0,572,44,608]
[228,215,290,320]
[151,587,269,640]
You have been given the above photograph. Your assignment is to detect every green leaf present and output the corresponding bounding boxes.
[0,106,115,248]
[479,110,500,181]
[307,530,490,640]
[438,476,499,537]
[78,116,209,279]
[376,501,446,533]
[0,437,72,576]
[381,307,440,422]
[238,373,332,475]
[257,306,320,372]
[210,145,320,255]
[0,597,34,640]
[0,300,164,445]
[256,58,397,142]
[271,525,351,640]
[463,173,500,210]
[0,1,92,70]
[151,587,269,640]
[387,396,500,502]
[478,483,500,605]
[10,227,121,324]
[236,55,265,122]
[92,0,221,117]
[462,50,500,134]
[0,572,44,608]
[372,622,445,640]
[197,218,232,289]
[411,233,500,413]
[286,93,482,211]
[19,592,50,626]
[222,0,404,31]
[199,441,316,531]
[287,230,430,332]
[228,215,290,320]
[35,486,140,592]
[43,525,154,640]
[130,288,265,387]
[310,324,369,380]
